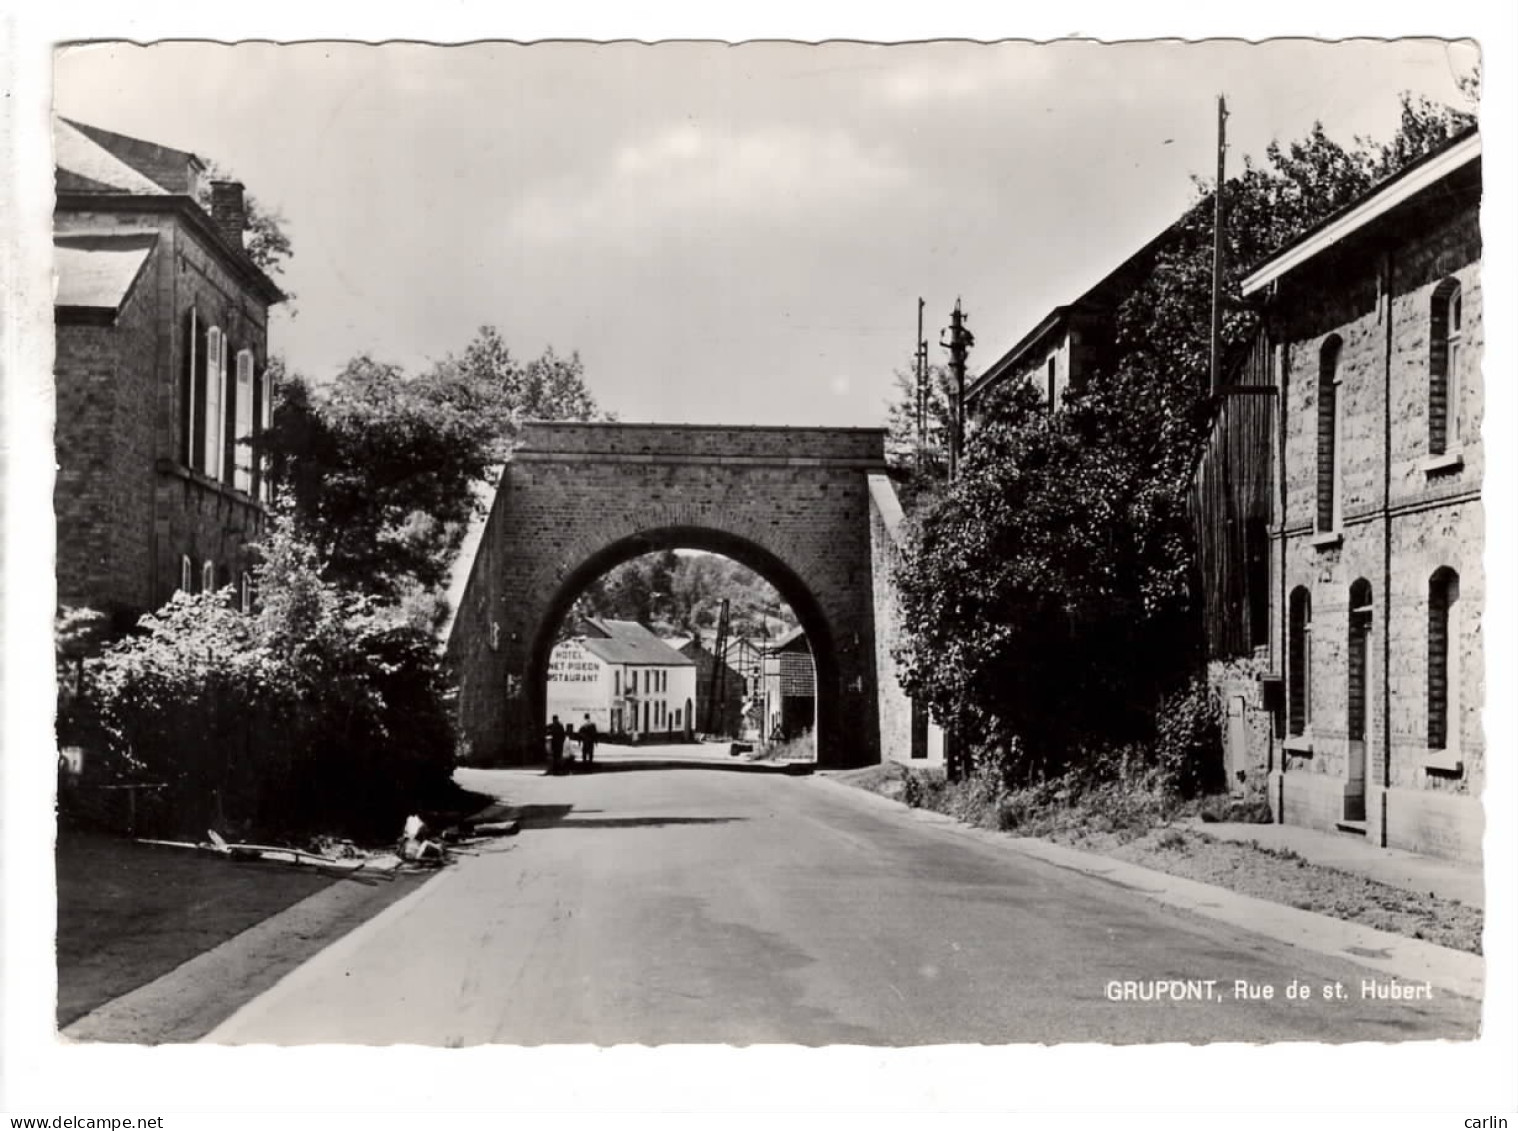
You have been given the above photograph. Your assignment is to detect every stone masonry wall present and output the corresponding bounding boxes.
[450,424,887,769]
[1269,192,1482,860]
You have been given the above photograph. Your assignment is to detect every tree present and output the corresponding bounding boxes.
[894,89,1479,783]
[428,326,606,463]
[883,357,956,508]
[569,552,797,640]
[195,162,295,283]
[262,355,499,599]
[261,326,606,602]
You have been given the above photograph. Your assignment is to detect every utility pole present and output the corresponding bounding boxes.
[915,297,928,474]
[941,298,974,482]
[707,598,731,737]
[1210,94,1229,393]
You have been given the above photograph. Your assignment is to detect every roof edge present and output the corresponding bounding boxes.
[1241,130,1480,297]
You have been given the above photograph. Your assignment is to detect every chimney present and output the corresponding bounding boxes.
[209,180,247,253]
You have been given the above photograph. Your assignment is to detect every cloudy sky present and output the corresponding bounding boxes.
[52,38,1479,428]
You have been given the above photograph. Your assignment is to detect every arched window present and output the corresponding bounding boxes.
[1428,568,1461,752]
[1429,279,1463,455]
[1288,586,1312,737]
[240,571,254,614]
[202,559,216,594]
[179,554,193,594]
[1316,336,1343,533]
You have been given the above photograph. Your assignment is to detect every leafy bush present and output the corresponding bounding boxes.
[1153,678,1223,798]
[74,522,457,842]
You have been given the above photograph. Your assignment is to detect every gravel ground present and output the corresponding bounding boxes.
[1044,824,1483,954]
[832,764,1483,956]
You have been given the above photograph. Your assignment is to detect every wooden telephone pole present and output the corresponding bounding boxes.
[915,297,928,473]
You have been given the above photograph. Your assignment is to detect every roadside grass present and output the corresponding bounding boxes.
[834,764,1483,956]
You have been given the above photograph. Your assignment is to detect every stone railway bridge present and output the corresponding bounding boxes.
[447,422,923,770]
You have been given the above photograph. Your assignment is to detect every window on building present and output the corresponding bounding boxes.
[240,571,254,614]
[179,554,193,594]
[1245,517,1270,650]
[1429,279,1463,455]
[1288,587,1312,736]
[204,326,227,479]
[614,670,621,695]
[202,559,216,594]
[258,363,275,503]
[182,308,200,467]
[1047,356,1057,410]
[234,349,255,492]
[1428,568,1461,751]
[1316,336,1342,533]
[1347,580,1373,743]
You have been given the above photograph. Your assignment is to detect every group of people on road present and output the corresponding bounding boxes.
[546,713,597,774]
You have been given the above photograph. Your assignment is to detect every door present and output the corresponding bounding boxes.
[1345,591,1372,822]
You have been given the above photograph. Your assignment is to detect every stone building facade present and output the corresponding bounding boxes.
[1239,130,1483,861]
[54,117,284,624]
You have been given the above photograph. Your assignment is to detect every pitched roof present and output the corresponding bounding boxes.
[767,625,810,654]
[53,232,158,313]
[577,618,695,667]
[56,116,203,195]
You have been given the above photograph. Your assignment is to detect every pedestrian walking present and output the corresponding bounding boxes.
[579,714,598,769]
[546,715,566,774]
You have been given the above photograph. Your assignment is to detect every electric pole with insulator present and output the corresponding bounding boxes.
[941,298,974,483]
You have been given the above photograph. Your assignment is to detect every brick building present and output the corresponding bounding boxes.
[1217,130,1483,861]
[547,618,697,741]
[54,117,284,624]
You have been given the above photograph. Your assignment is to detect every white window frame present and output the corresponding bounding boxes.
[240,571,254,614]
[234,349,255,493]
[185,309,200,468]
[202,559,216,594]
[203,326,226,479]
[180,554,193,594]
[259,364,275,502]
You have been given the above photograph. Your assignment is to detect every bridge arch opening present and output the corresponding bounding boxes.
[526,525,833,758]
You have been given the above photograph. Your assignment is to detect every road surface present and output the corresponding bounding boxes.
[208,747,1480,1045]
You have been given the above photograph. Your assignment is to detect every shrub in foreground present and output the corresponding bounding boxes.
[77,526,457,842]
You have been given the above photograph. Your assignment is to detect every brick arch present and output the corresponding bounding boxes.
[523,523,840,757]
[448,422,888,769]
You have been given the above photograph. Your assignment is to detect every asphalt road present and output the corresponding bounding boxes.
[207,748,1480,1045]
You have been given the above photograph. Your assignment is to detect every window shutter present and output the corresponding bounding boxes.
[192,320,209,472]
[218,333,231,482]
[234,350,255,492]
[1315,374,1336,531]
[182,308,199,465]
[1428,576,1450,749]
[1429,291,1450,455]
[203,327,222,475]
[1288,589,1309,737]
